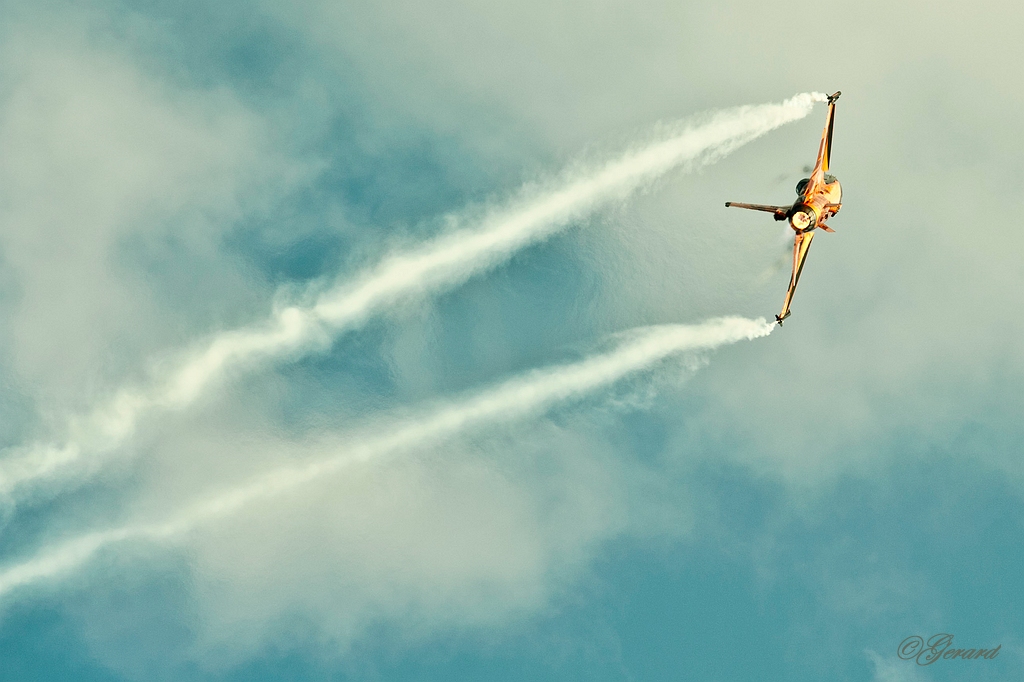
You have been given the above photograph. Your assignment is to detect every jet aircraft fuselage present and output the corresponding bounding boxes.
[725,91,843,324]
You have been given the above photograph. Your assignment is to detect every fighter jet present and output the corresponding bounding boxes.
[726,91,842,325]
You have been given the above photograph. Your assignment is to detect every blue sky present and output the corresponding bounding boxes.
[0,0,1021,680]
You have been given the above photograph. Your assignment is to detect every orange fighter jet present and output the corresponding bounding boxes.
[726,91,842,325]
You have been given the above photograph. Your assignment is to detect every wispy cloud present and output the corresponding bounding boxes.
[0,94,819,507]
[0,316,772,603]
[866,650,930,682]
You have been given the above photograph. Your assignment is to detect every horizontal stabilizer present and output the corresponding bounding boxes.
[725,202,789,221]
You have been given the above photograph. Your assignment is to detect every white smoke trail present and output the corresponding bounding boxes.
[0,316,773,602]
[0,93,823,503]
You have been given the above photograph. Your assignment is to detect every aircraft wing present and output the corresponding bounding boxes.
[810,92,839,177]
[724,202,789,220]
[777,230,815,324]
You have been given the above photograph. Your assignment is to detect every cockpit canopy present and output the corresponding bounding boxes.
[796,173,839,197]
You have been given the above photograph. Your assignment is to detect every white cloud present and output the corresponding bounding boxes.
[0,9,313,422]
[4,1,1024,676]
[0,316,772,599]
[0,91,814,509]
[0,318,770,668]
[866,649,930,682]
